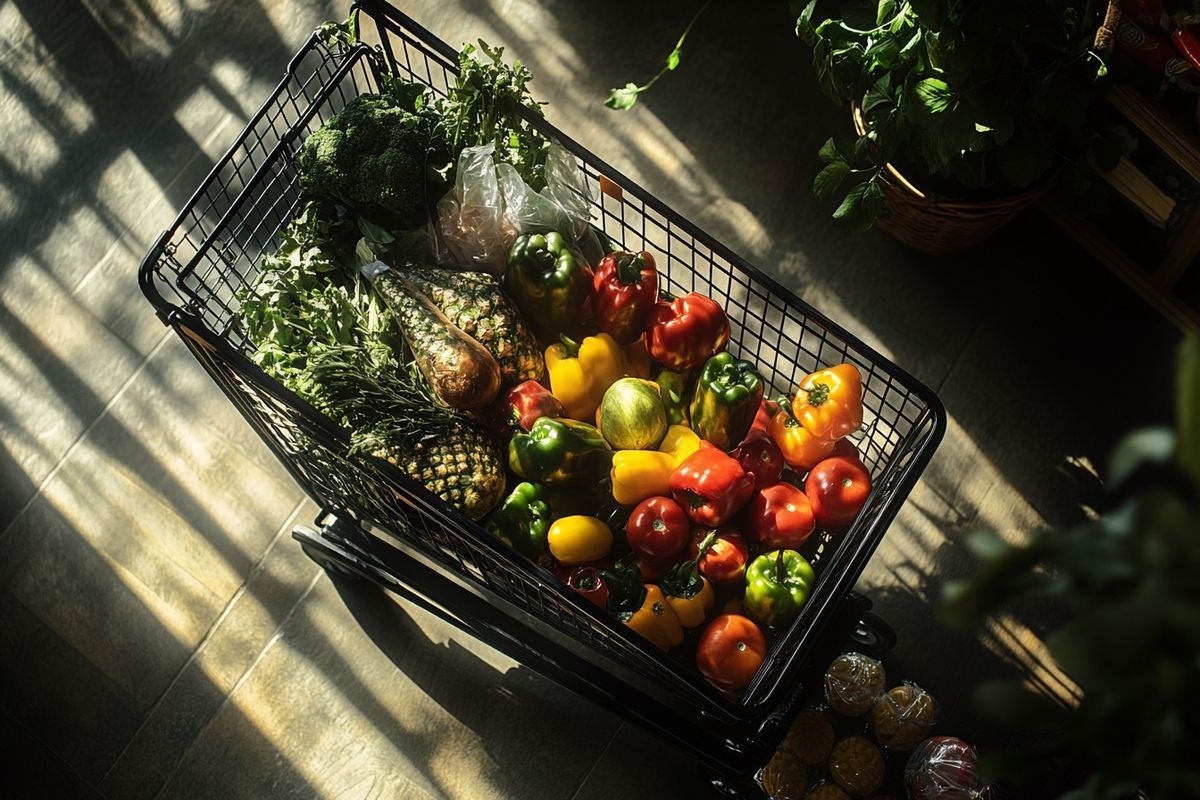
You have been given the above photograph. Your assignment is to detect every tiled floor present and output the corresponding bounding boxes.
[0,1,1181,798]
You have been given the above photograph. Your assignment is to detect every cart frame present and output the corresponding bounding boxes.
[137,2,946,793]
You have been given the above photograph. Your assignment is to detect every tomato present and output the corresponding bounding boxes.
[696,614,767,691]
[626,496,690,563]
[831,437,862,462]
[744,481,816,549]
[805,455,872,532]
[636,556,670,582]
[731,429,784,491]
[687,527,750,585]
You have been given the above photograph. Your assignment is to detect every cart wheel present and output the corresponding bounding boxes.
[296,527,364,581]
[849,610,897,658]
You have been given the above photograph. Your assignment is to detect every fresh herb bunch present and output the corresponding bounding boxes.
[798,0,1109,230]
[942,338,1200,799]
[237,202,400,421]
[237,202,506,518]
[439,40,551,191]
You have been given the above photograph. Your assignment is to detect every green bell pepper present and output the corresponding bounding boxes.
[688,352,765,450]
[744,549,814,628]
[508,416,613,485]
[486,482,551,561]
[655,368,691,426]
[503,231,592,340]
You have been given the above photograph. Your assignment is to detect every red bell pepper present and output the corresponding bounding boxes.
[668,442,755,526]
[731,429,784,491]
[592,251,659,345]
[749,398,781,435]
[504,380,564,432]
[627,496,691,564]
[567,566,610,609]
[687,526,750,585]
[744,481,815,550]
[646,292,730,371]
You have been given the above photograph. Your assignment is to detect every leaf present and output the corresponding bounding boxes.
[666,48,681,71]
[814,161,851,201]
[1108,427,1176,487]
[1177,335,1200,487]
[818,137,845,164]
[862,73,894,115]
[356,216,395,246]
[795,0,819,43]
[998,137,1053,186]
[605,83,641,110]
[876,0,897,26]
[865,33,901,69]
[913,77,953,117]
[832,179,886,231]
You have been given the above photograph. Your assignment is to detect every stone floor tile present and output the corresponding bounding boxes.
[162,574,621,800]
[569,721,709,800]
[0,257,145,529]
[0,580,146,785]
[2,705,106,800]
[100,499,321,800]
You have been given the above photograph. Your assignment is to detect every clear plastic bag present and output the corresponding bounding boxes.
[871,681,938,751]
[436,143,514,275]
[436,142,600,275]
[905,736,995,800]
[824,652,887,717]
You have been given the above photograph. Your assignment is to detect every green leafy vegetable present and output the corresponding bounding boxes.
[439,39,551,190]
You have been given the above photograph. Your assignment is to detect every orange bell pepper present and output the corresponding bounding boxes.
[769,397,835,469]
[792,363,863,440]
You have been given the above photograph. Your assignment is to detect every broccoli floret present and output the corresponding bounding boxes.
[297,93,439,227]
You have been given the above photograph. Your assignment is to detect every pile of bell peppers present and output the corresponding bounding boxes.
[486,229,874,696]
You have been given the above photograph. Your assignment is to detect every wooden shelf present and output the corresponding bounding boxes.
[1040,196,1200,334]
[1040,80,1200,335]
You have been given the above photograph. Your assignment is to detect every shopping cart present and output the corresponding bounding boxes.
[137,1,946,795]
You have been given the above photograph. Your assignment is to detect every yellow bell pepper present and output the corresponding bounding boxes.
[621,585,684,651]
[547,515,613,565]
[666,577,714,628]
[610,425,701,505]
[623,335,653,379]
[546,333,626,421]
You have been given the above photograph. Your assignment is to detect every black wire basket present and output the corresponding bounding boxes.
[139,0,945,782]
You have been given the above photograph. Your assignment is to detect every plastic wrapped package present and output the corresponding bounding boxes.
[805,783,851,800]
[824,653,887,717]
[871,682,937,750]
[785,709,837,765]
[828,736,885,797]
[436,143,513,274]
[437,142,602,275]
[761,747,808,800]
[905,736,994,800]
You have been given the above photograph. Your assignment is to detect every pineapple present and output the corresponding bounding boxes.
[400,265,544,384]
[364,424,506,521]
[313,352,507,521]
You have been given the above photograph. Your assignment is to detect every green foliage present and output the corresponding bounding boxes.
[800,0,1108,229]
[440,39,551,190]
[941,337,1200,800]
[605,1,713,111]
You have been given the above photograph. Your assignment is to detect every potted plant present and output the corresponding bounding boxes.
[941,337,1200,798]
[799,0,1115,252]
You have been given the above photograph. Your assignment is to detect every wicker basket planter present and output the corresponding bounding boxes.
[851,104,1055,255]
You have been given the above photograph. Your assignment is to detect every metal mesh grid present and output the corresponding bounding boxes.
[140,3,943,716]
